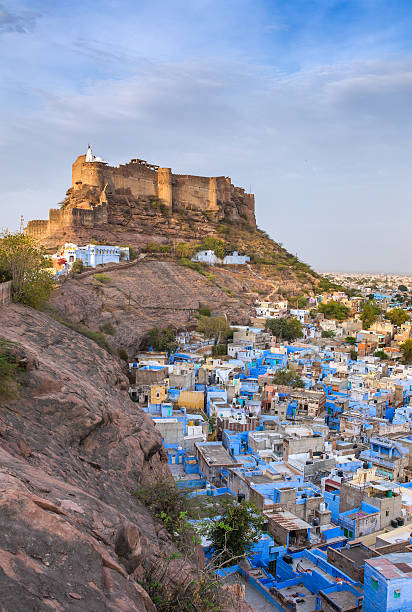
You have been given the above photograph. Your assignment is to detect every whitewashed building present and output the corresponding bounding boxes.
[255,300,288,319]
[192,250,250,266]
[54,243,129,269]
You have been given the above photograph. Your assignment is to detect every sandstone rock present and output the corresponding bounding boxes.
[0,304,255,611]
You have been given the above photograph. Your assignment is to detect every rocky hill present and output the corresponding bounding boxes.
[0,304,252,611]
[48,244,317,358]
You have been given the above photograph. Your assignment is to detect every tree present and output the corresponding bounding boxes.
[385,308,410,326]
[272,369,305,388]
[206,500,264,566]
[146,326,178,354]
[0,232,54,308]
[211,344,227,357]
[265,317,303,342]
[350,349,357,361]
[398,285,408,292]
[374,350,388,360]
[318,300,349,321]
[197,316,230,343]
[321,330,336,338]
[175,242,194,258]
[199,237,226,260]
[346,336,357,345]
[360,301,381,330]
[400,339,412,363]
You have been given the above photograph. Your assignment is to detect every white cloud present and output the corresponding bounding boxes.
[0,1,411,273]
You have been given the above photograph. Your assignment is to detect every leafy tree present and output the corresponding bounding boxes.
[318,300,349,321]
[360,301,381,330]
[398,285,408,292]
[321,330,336,338]
[175,242,194,258]
[385,308,410,326]
[146,326,178,354]
[135,480,197,554]
[198,237,226,260]
[272,369,305,388]
[211,343,227,357]
[374,350,388,360]
[197,316,230,342]
[297,297,309,308]
[265,317,303,342]
[400,339,412,363]
[0,232,54,308]
[346,336,357,345]
[206,500,264,566]
[350,348,358,361]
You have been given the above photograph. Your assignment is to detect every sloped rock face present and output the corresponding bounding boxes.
[50,258,254,356]
[0,304,201,611]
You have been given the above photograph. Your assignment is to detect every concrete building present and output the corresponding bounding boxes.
[263,508,311,549]
[194,442,239,484]
[339,481,403,530]
[363,552,412,612]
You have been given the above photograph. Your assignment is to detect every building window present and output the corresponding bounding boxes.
[371,578,378,592]
[394,590,400,599]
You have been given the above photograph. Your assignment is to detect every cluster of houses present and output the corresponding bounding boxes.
[128,281,412,611]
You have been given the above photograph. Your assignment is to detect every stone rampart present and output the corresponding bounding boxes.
[25,151,256,242]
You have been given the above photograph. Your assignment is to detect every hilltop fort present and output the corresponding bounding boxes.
[25,146,255,248]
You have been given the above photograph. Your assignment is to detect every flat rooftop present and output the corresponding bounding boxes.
[265,509,311,532]
[277,584,317,612]
[339,545,376,564]
[367,552,412,579]
[196,443,238,466]
[321,589,361,611]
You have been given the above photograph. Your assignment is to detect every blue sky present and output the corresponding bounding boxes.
[1,0,411,272]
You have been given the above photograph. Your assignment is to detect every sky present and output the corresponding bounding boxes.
[0,0,411,273]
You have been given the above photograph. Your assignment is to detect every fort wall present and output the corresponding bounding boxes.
[25,152,256,242]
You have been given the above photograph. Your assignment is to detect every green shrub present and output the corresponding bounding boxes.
[56,317,114,354]
[100,322,116,335]
[71,260,84,274]
[178,258,206,275]
[198,305,211,316]
[118,348,129,362]
[175,243,194,259]
[0,338,21,397]
[93,273,110,283]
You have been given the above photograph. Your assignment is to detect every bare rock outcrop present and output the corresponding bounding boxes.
[0,304,210,611]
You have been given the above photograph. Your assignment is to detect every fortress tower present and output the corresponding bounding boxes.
[25,147,256,244]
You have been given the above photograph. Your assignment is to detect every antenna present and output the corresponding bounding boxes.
[19,215,24,234]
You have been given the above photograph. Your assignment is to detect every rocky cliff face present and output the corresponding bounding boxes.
[0,304,229,611]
